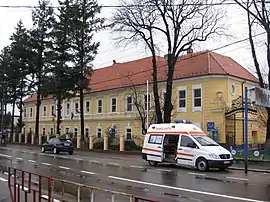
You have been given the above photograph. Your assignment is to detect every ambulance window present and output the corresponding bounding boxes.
[149,135,163,144]
[180,136,195,147]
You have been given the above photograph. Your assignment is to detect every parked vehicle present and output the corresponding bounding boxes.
[142,120,233,171]
[41,138,74,155]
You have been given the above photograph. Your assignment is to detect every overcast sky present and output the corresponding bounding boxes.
[0,0,266,115]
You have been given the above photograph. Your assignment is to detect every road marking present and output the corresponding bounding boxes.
[81,170,96,175]
[42,162,51,166]
[188,172,206,176]
[16,157,23,161]
[0,177,8,182]
[59,166,70,170]
[130,165,144,169]
[0,154,11,158]
[226,177,249,181]
[28,160,36,163]
[41,195,60,202]
[108,176,266,202]
[75,158,82,161]
[107,163,120,166]
[90,160,99,163]
[156,168,172,172]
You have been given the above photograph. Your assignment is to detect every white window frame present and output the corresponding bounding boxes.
[144,94,151,110]
[51,104,55,117]
[74,127,78,137]
[24,108,27,117]
[126,95,133,112]
[30,107,33,118]
[97,99,103,114]
[66,103,70,116]
[74,101,79,114]
[43,105,47,117]
[125,127,132,140]
[65,127,70,134]
[110,97,117,113]
[85,100,90,114]
[42,127,46,136]
[178,86,187,112]
[50,127,54,136]
[85,127,89,137]
[192,84,202,112]
[96,127,102,138]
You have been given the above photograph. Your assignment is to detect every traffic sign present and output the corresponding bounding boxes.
[207,122,215,131]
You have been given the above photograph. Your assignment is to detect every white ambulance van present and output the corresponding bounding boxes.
[142,120,233,171]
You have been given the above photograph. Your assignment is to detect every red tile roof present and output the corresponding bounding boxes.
[24,50,258,103]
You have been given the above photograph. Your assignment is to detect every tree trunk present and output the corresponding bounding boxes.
[56,99,62,136]
[19,80,23,133]
[80,87,84,143]
[152,56,163,123]
[163,57,175,123]
[35,83,41,144]
[10,92,16,143]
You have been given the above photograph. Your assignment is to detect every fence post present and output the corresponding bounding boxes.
[111,193,115,202]
[77,186,81,202]
[103,135,108,151]
[19,133,22,143]
[89,135,93,150]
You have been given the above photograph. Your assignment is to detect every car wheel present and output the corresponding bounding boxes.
[196,158,209,172]
[41,147,45,153]
[148,160,158,166]
[68,151,73,155]
[53,147,58,154]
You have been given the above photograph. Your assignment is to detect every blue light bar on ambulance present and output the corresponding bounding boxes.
[174,120,192,124]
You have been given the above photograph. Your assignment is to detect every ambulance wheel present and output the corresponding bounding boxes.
[148,160,158,166]
[196,157,209,172]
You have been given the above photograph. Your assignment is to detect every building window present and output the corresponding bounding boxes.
[23,127,25,135]
[74,128,78,137]
[85,101,90,113]
[97,99,103,113]
[178,87,187,112]
[66,103,70,115]
[126,128,132,140]
[30,108,33,117]
[144,94,151,110]
[42,127,46,136]
[51,105,55,117]
[126,96,133,112]
[43,106,47,117]
[111,97,117,112]
[110,127,116,138]
[50,128,54,136]
[192,84,202,111]
[65,127,69,134]
[85,127,89,138]
[97,127,102,138]
[74,102,79,114]
[24,108,27,117]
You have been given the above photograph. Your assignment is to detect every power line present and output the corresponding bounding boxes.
[0,32,265,87]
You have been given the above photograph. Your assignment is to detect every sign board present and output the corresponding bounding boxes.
[207,122,215,131]
[231,150,236,156]
[254,150,260,157]
[250,87,270,108]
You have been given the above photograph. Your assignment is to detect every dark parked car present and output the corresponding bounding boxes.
[41,138,74,155]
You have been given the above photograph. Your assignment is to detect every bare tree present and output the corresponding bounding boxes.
[234,0,270,149]
[111,0,226,123]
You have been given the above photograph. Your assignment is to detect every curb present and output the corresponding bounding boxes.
[228,167,270,173]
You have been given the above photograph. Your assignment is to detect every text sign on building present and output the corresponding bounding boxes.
[250,87,270,108]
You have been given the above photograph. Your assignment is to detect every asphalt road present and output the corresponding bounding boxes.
[0,145,269,202]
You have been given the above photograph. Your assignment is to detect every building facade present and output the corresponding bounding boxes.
[22,51,266,149]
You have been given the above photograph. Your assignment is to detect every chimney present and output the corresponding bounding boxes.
[113,60,116,64]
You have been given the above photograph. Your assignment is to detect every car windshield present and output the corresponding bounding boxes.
[192,135,219,146]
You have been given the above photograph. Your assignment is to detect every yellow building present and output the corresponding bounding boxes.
[22,50,265,150]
